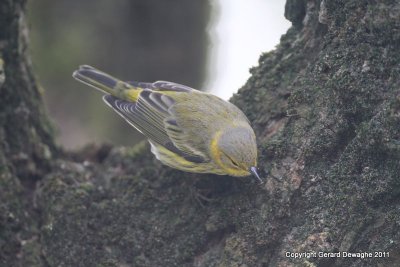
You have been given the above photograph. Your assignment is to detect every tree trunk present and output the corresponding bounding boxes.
[1,0,400,266]
[0,0,56,266]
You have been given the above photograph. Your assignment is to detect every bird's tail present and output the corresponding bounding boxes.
[72,65,131,96]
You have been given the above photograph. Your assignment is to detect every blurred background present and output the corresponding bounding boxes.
[27,0,290,149]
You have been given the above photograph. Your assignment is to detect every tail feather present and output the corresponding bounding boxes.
[72,65,126,95]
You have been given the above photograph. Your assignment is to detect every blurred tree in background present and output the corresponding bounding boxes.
[28,0,211,149]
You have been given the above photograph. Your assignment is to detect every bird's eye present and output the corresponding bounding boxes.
[230,159,239,168]
[222,152,240,168]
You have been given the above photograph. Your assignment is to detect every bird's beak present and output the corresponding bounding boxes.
[250,166,263,184]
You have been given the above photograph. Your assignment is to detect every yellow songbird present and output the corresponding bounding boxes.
[73,65,262,182]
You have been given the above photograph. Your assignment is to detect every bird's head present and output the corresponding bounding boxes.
[212,126,262,182]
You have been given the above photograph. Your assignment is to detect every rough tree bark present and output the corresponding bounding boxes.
[1,0,399,267]
[0,0,56,266]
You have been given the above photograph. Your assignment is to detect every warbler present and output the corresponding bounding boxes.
[73,65,262,182]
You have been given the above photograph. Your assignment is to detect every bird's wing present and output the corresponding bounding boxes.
[103,87,207,163]
[126,80,195,92]
[152,81,195,92]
